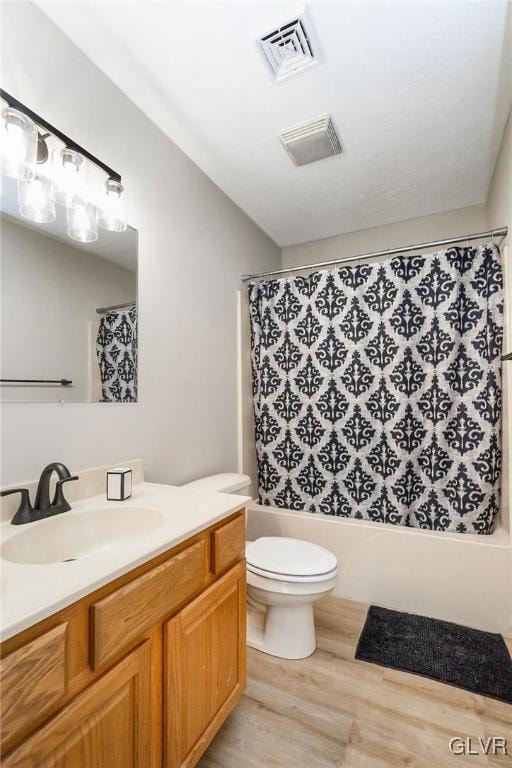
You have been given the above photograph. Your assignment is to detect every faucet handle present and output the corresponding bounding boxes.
[52,475,79,511]
[1,488,34,525]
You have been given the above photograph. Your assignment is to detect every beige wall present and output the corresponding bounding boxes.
[1,217,136,403]
[281,204,488,270]
[0,3,280,486]
[488,110,512,231]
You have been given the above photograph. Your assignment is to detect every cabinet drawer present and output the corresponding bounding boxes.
[91,538,205,669]
[0,623,68,746]
[211,514,245,575]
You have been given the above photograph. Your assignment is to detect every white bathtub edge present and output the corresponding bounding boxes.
[247,503,512,636]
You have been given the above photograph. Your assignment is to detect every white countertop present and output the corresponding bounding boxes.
[0,482,248,642]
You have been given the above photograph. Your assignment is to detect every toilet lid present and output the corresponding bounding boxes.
[246,537,337,577]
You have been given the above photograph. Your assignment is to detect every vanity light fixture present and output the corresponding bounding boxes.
[0,89,127,242]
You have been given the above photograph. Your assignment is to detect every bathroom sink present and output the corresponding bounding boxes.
[1,506,163,565]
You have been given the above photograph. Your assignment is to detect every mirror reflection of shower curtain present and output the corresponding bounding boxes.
[96,305,137,402]
[248,244,503,534]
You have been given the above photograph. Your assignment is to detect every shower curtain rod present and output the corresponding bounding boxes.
[241,227,508,282]
[96,301,136,315]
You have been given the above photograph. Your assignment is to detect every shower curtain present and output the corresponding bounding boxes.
[96,305,138,402]
[248,244,503,534]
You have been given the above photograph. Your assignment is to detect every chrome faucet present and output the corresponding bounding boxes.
[1,463,78,525]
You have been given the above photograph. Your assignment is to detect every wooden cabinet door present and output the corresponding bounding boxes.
[164,561,246,768]
[3,642,153,768]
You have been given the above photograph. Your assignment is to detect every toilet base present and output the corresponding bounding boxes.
[247,597,317,659]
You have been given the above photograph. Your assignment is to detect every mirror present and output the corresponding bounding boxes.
[0,177,138,403]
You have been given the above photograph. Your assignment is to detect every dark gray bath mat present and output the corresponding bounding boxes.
[355,605,512,704]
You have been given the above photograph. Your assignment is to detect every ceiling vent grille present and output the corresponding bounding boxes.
[257,13,318,83]
[279,115,342,166]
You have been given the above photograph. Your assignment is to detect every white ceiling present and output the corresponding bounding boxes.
[37,1,511,247]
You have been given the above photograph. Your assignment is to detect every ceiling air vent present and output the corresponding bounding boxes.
[257,12,318,83]
[279,115,342,166]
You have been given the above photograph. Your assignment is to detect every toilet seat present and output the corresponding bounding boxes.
[246,536,338,580]
[247,562,338,583]
[247,567,339,596]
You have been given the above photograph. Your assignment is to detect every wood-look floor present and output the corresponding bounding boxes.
[199,597,512,768]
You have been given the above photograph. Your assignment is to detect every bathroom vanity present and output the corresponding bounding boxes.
[0,482,247,767]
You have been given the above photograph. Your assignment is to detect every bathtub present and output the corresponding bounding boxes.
[246,501,512,636]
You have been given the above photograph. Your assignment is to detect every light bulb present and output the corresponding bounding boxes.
[97,179,127,232]
[18,174,55,223]
[67,198,98,243]
[1,107,37,180]
[52,148,87,208]
[27,179,45,207]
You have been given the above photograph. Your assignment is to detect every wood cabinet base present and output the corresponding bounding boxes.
[0,510,247,768]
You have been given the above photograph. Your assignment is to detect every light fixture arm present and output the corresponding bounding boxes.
[0,88,121,183]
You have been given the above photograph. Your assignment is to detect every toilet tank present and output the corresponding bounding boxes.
[183,473,252,496]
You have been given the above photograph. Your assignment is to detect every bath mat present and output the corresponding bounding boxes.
[355,605,512,704]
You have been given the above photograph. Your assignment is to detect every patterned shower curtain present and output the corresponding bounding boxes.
[248,244,503,534]
[96,305,138,402]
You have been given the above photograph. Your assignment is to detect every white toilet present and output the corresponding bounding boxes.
[183,473,339,660]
